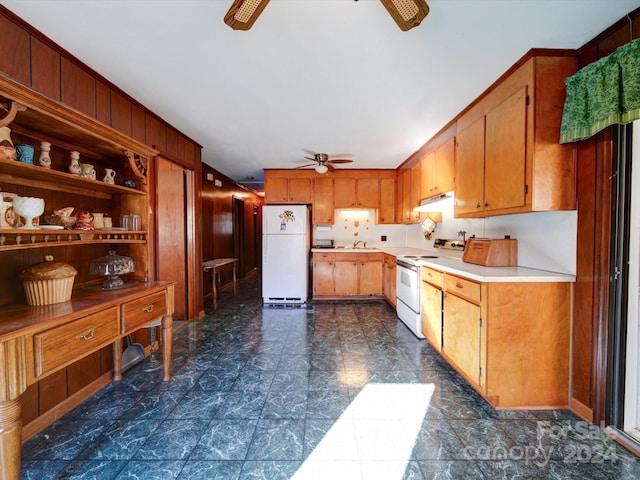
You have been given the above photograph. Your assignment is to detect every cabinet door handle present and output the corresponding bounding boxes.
[143,305,154,313]
[455,283,464,289]
[76,328,95,341]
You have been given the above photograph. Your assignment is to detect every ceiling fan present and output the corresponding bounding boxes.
[224,0,429,32]
[297,151,354,174]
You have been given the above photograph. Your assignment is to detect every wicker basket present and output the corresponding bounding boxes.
[21,255,77,306]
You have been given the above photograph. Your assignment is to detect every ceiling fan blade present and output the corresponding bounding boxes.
[224,0,271,31]
[303,149,318,156]
[295,163,317,169]
[327,159,353,164]
[304,156,317,161]
[380,0,429,32]
[327,163,335,172]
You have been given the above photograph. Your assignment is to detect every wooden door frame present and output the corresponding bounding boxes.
[153,152,200,321]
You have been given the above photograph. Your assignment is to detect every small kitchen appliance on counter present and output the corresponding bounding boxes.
[312,238,334,249]
[462,236,517,266]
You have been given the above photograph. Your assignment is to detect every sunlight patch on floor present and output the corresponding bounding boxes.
[292,383,435,480]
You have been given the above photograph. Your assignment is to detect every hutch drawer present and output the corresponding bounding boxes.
[121,291,167,333]
[33,306,119,377]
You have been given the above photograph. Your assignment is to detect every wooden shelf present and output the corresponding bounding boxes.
[0,157,145,198]
[0,229,146,251]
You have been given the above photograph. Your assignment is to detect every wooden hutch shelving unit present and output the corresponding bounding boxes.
[0,74,175,480]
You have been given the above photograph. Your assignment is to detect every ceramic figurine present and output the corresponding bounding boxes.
[79,163,96,180]
[0,127,16,161]
[68,151,81,175]
[38,141,52,168]
[74,210,94,230]
[103,168,116,184]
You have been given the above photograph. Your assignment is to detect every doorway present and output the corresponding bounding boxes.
[233,196,245,275]
[623,122,640,440]
[156,157,196,321]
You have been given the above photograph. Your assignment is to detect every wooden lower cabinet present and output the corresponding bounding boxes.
[437,271,570,409]
[383,254,397,307]
[420,267,443,352]
[313,252,383,299]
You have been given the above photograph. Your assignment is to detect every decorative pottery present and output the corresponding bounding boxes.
[79,163,96,180]
[103,168,116,184]
[12,196,44,229]
[92,211,104,229]
[0,127,16,161]
[38,141,52,168]
[103,214,112,228]
[74,210,94,230]
[14,144,34,164]
[68,151,81,175]
[0,192,17,228]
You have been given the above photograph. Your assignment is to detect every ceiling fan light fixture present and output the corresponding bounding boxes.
[315,164,329,174]
[379,0,429,31]
[224,0,271,30]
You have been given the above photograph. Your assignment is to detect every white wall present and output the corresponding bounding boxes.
[314,206,577,275]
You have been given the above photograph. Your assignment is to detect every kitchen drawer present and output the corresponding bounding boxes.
[34,307,119,377]
[314,252,335,262]
[421,267,444,288]
[444,274,481,304]
[121,291,167,333]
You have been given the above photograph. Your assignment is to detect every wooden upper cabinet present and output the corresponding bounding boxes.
[420,151,436,198]
[434,137,455,195]
[264,171,312,204]
[484,87,527,212]
[265,176,288,203]
[356,178,379,208]
[287,177,312,203]
[313,177,334,224]
[454,53,576,218]
[378,177,395,224]
[455,117,486,216]
[334,178,357,207]
[395,172,404,224]
[401,169,412,223]
[334,177,379,208]
[410,162,422,223]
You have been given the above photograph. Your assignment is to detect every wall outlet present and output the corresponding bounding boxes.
[381,235,387,242]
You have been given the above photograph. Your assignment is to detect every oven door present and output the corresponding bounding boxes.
[396,260,420,313]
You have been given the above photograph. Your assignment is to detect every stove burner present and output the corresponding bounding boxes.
[419,255,438,259]
[404,255,418,259]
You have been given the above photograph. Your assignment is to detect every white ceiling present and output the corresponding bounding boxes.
[3,0,639,189]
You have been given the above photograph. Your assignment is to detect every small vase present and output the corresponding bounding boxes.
[0,126,16,161]
[38,142,52,169]
[68,151,81,175]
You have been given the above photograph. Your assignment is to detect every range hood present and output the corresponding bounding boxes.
[413,191,454,212]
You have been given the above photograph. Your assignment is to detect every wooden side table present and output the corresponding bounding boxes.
[203,258,238,309]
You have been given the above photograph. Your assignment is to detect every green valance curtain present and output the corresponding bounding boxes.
[560,38,640,144]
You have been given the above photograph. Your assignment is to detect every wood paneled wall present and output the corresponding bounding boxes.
[571,8,640,423]
[201,164,263,302]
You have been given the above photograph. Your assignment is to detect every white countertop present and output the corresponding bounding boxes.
[417,256,575,283]
[311,246,575,283]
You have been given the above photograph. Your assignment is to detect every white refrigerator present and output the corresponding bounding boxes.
[262,205,309,304]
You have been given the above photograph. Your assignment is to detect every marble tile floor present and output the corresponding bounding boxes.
[20,274,640,479]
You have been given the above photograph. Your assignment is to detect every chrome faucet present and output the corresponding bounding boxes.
[353,240,361,248]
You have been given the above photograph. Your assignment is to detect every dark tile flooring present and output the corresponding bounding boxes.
[20,274,640,479]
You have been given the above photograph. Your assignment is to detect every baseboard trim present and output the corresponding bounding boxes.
[22,372,112,443]
[570,396,593,422]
